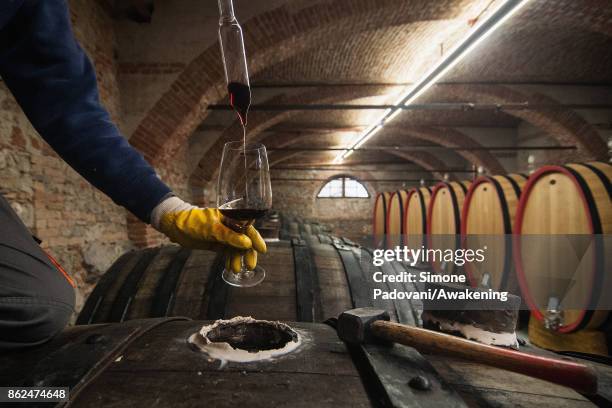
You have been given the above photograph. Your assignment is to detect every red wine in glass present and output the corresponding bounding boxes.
[219,208,268,233]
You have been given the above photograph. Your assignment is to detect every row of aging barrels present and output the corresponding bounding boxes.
[373,174,527,248]
[373,162,611,335]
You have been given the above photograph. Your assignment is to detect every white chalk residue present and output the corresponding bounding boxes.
[189,316,302,363]
[425,315,519,349]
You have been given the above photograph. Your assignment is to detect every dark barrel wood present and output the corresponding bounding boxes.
[0,318,372,407]
[0,318,597,407]
[279,215,332,240]
[255,211,282,241]
[77,239,415,326]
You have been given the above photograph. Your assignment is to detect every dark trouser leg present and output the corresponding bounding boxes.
[0,193,75,352]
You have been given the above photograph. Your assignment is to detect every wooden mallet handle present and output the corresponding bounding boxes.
[371,320,598,395]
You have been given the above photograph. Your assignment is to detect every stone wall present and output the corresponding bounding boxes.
[270,168,433,240]
[272,178,373,240]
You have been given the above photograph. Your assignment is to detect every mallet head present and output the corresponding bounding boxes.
[337,308,390,344]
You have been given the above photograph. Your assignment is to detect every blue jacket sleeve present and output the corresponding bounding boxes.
[0,0,172,223]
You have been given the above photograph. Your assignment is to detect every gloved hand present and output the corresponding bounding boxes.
[151,196,266,272]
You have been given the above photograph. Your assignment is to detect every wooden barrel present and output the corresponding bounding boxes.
[77,240,417,327]
[255,211,281,241]
[385,190,408,248]
[301,233,357,247]
[372,192,391,245]
[300,222,314,235]
[279,217,332,240]
[0,318,375,407]
[427,181,471,274]
[403,187,431,251]
[514,162,611,333]
[461,174,527,291]
[1,319,596,407]
[279,215,299,238]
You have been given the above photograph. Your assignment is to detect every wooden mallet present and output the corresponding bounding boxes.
[337,307,598,395]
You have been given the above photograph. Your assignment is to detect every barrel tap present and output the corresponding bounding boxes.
[544,296,563,331]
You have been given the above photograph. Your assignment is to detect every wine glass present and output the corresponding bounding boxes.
[217,141,272,287]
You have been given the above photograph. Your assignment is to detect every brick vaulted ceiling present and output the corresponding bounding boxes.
[121,0,612,183]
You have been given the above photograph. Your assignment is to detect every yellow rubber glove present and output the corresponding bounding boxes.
[151,196,266,272]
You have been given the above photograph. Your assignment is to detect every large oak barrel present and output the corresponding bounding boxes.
[301,232,358,247]
[300,221,330,235]
[461,174,527,291]
[77,240,418,327]
[0,318,375,407]
[385,190,408,248]
[514,162,611,333]
[403,187,431,251]
[1,319,596,407]
[279,215,332,240]
[255,211,282,241]
[427,181,471,274]
[372,192,391,246]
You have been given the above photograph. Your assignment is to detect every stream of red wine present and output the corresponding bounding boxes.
[228,82,252,215]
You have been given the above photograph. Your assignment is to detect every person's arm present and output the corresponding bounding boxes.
[0,0,168,222]
[0,0,266,270]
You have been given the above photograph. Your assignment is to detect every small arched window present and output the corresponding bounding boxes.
[317,176,369,198]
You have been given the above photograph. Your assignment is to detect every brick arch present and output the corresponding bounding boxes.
[386,151,447,181]
[269,148,444,181]
[263,129,487,181]
[129,0,480,167]
[264,134,306,168]
[399,126,506,174]
[527,0,612,38]
[189,91,505,187]
[269,151,302,167]
[188,85,393,191]
[263,126,505,175]
[442,84,607,161]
